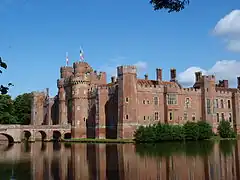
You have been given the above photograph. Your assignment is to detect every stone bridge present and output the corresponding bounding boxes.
[0,125,71,143]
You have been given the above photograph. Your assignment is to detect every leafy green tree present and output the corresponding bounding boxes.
[197,121,213,140]
[150,0,189,13]
[0,57,13,94]
[13,93,33,125]
[0,94,17,124]
[183,121,199,140]
[217,120,236,138]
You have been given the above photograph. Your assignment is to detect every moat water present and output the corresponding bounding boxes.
[0,140,239,180]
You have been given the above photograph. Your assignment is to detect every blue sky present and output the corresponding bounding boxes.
[0,0,240,98]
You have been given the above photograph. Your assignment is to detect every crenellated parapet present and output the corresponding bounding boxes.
[60,66,73,79]
[117,65,137,76]
[70,76,89,85]
[73,61,93,76]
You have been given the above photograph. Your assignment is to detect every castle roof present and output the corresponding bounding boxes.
[137,79,175,86]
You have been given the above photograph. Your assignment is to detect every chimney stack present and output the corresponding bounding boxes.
[111,76,116,83]
[170,68,176,81]
[237,77,240,89]
[223,80,228,88]
[156,68,162,81]
[144,74,148,80]
[195,71,202,82]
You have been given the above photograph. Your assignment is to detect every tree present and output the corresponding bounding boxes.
[13,93,33,125]
[150,0,189,12]
[0,57,13,94]
[0,94,17,124]
[217,120,236,138]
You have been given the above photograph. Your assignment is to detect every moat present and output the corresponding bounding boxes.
[0,140,239,180]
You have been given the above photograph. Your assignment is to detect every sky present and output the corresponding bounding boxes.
[0,0,240,98]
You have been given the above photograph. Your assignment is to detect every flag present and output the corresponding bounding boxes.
[66,52,69,66]
[80,48,84,61]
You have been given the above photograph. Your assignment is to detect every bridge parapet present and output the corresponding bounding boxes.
[20,125,71,129]
[0,125,21,129]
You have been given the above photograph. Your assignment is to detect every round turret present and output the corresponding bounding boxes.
[57,79,64,88]
[73,61,93,76]
[60,66,73,79]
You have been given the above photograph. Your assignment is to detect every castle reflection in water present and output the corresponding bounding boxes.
[0,140,240,180]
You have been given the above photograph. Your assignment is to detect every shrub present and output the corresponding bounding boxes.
[197,121,213,140]
[183,122,199,140]
[134,121,213,143]
[217,120,236,138]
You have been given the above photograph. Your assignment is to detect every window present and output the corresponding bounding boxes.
[214,99,219,108]
[220,99,224,108]
[143,100,146,104]
[167,94,177,105]
[125,97,129,103]
[144,116,146,120]
[154,97,158,105]
[147,100,150,104]
[228,100,231,109]
[154,112,159,120]
[221,113,224,121]
[192,113,196,121]
[169,112,173,121]
[229,113,232,122]
[125,115,128,120]
[185,98,190,108]
[207,99,211,114]
[216,113,220,122]
[184,112,188,121]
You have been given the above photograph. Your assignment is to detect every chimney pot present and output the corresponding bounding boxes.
[156,68,162,81]
[144,74,148,80]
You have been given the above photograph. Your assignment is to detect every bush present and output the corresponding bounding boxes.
[183,122,199,140]
[134,121,213,143]
[217,120,236,138]
[197,121,213,140]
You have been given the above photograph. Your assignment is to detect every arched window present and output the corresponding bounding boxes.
[154,97,159,105]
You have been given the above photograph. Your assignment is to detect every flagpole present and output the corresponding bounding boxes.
[80,46,84,62]
[66,52,69,66]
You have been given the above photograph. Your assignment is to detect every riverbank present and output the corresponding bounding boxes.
[62,138,134,143]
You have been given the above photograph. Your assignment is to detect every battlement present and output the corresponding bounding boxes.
[60,66,73,79]
[117,65,137,76]
[215,88,233,96]
[73,61,93,76]
[70,76,89,85]
[181,87,201,94]
[203,75,215,81]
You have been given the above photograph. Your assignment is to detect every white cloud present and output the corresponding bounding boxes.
[134,61,148,72]
[178,60,240,87]
[178,67,207,86]
[213,10,240,52]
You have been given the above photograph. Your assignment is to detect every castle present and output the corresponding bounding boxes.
[31,60,240,139]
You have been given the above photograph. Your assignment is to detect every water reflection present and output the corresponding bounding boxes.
[0,140,239,179]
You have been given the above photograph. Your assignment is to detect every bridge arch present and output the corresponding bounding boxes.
[0,133,14,144]
[22,130,32,141]
[53,130,61,141]
[64,132,71,139]
[35,130,47,141]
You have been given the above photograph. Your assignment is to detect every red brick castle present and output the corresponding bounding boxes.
[31,59,240,139]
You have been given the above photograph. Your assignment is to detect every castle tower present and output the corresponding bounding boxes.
[57,66,73,125]
[57,79,68,125]
[71,62,90,138]
[31,92,45,125]
[201,75,216,128]
[117,65,137,138]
